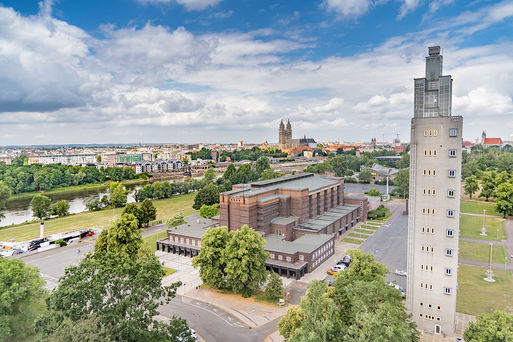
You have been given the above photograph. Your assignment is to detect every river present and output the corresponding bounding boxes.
[0,177,194,227]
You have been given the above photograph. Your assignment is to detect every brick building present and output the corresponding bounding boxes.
[157,173,368,279]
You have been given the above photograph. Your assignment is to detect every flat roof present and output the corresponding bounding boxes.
[258,194,290,203]
[271,216,297,226]
[225,173,340,198]
[167,218,217,239]
[296,205,359,232]
[265,233,334,254]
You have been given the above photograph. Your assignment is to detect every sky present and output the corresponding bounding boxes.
[1,0,513,145]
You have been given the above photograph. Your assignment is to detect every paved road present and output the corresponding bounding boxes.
[360,200,408,288]
[459,258,513,271]
[160,296,279,342]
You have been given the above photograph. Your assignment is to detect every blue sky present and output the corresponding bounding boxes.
[1,0,513,145]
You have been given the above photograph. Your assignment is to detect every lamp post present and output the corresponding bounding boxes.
[480,209,487,236]
[484,242,495,282]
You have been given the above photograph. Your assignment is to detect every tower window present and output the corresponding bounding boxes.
[449,128,458,137]
[445,248,453,256]
[444,287,452,295]
[448,189,455,197]
[449,149,457,157]
[445,268,452,276]
[448,169,456,177]
[446,229,454,237]
[447,210,455,217]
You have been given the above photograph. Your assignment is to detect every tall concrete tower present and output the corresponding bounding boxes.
[407,46,463,336]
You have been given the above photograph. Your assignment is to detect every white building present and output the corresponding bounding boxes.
[39,154,97,166]
[407,47,462,336]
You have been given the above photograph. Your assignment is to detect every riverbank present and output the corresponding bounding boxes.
[0,193,196,242]
[7,178,149,203]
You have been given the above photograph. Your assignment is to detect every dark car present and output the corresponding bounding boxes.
[337,255,352,267]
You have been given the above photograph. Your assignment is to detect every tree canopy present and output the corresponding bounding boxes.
[463,310,513,342]
[0,258,45,340]
[35,252,191,342]
[109,182,127,208]
[30,193,52,219]
[193,183,219,210]
[94,213,142,259]
[199,204,220,219]
[279,250,418,342]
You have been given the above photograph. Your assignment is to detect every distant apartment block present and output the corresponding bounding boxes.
[38,154,97,166]
[134,159,183,174]
[157,173,368,279]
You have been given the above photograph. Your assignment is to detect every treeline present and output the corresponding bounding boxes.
[304,152,409,177]
[462,147,513,179]
[187,147,287,162]
[0,161,137,194]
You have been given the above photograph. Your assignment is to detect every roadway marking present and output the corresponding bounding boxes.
[180,297,246,328]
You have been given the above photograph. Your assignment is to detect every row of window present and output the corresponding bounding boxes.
[171,236,201,247]
[421,246,434,253]
[421,208,456,217]
[422,128,458,137]
[424,149,458,157]
[423,169,457,177]
[420,302,441,310]
[420,283,453,295]
[419,313,441,322]
[420,265,454,276]
[423,189,456,197]
[421,227,435,234]
[269,253,293,263]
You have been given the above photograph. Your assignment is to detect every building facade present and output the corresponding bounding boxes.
[158,173,368,279]
[38,154,97,165]
[407,46,463,336]
[278,120,317,150]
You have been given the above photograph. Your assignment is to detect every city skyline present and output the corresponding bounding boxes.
[1,0,513,145]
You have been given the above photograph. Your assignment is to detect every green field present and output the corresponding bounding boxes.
[460,202,500,216]
[460,214,506,241]
[142,230,168,250]
[162,267,176,277]
[458,241,508,264]
[457,264,513,315]
[0,193,196,242]
[342,238,364,244]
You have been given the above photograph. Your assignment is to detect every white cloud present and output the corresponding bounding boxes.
[398,0,422,19]
[322,0,372,19]
[454,88,513,115]
[135,0,222,11]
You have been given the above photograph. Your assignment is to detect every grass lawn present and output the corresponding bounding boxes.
[0,193,196,242]
[459,241,508,264]
[162,267,176,277]
[460,214,506,241]
[361,224,380,230]
[342,237,364,244]
[349,233,370,239]
[460,201,500,216]
[142,231,168,250]
[457,264,513,315]
[355,228,374,234]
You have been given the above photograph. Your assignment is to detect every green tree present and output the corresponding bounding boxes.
[84,197,102,211]
[464,175,479,199]
[94,214,142,259]
[259,168,283,181]
[358,170,372,183]
[278,306,306,340]
[139,198,157,226]
[199,204,220,219]
[286,281,338,342]
[0,258,45,340]
[30,193,52,219]
[224,225,269,295]
[202,167,217,185]
[43,314,114,342]
[121,203,144,227]
[193,182,219,210]
[35,253,190,342]
[223,164,237,182]
[397,153,410,169]
[479,172,497,201]
[109,182,127,208]
[265,271,284,300]
[255,156,271,177]
[366,188,381,197]
[167,213,186,228]
[463,310,513,342]
[496,182,513,218]
[192,226,230,289]
[51,200,70,217]
[0,180,11,209]
[392,168,409,198]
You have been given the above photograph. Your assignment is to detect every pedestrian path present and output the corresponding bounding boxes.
[459,258,513,271]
